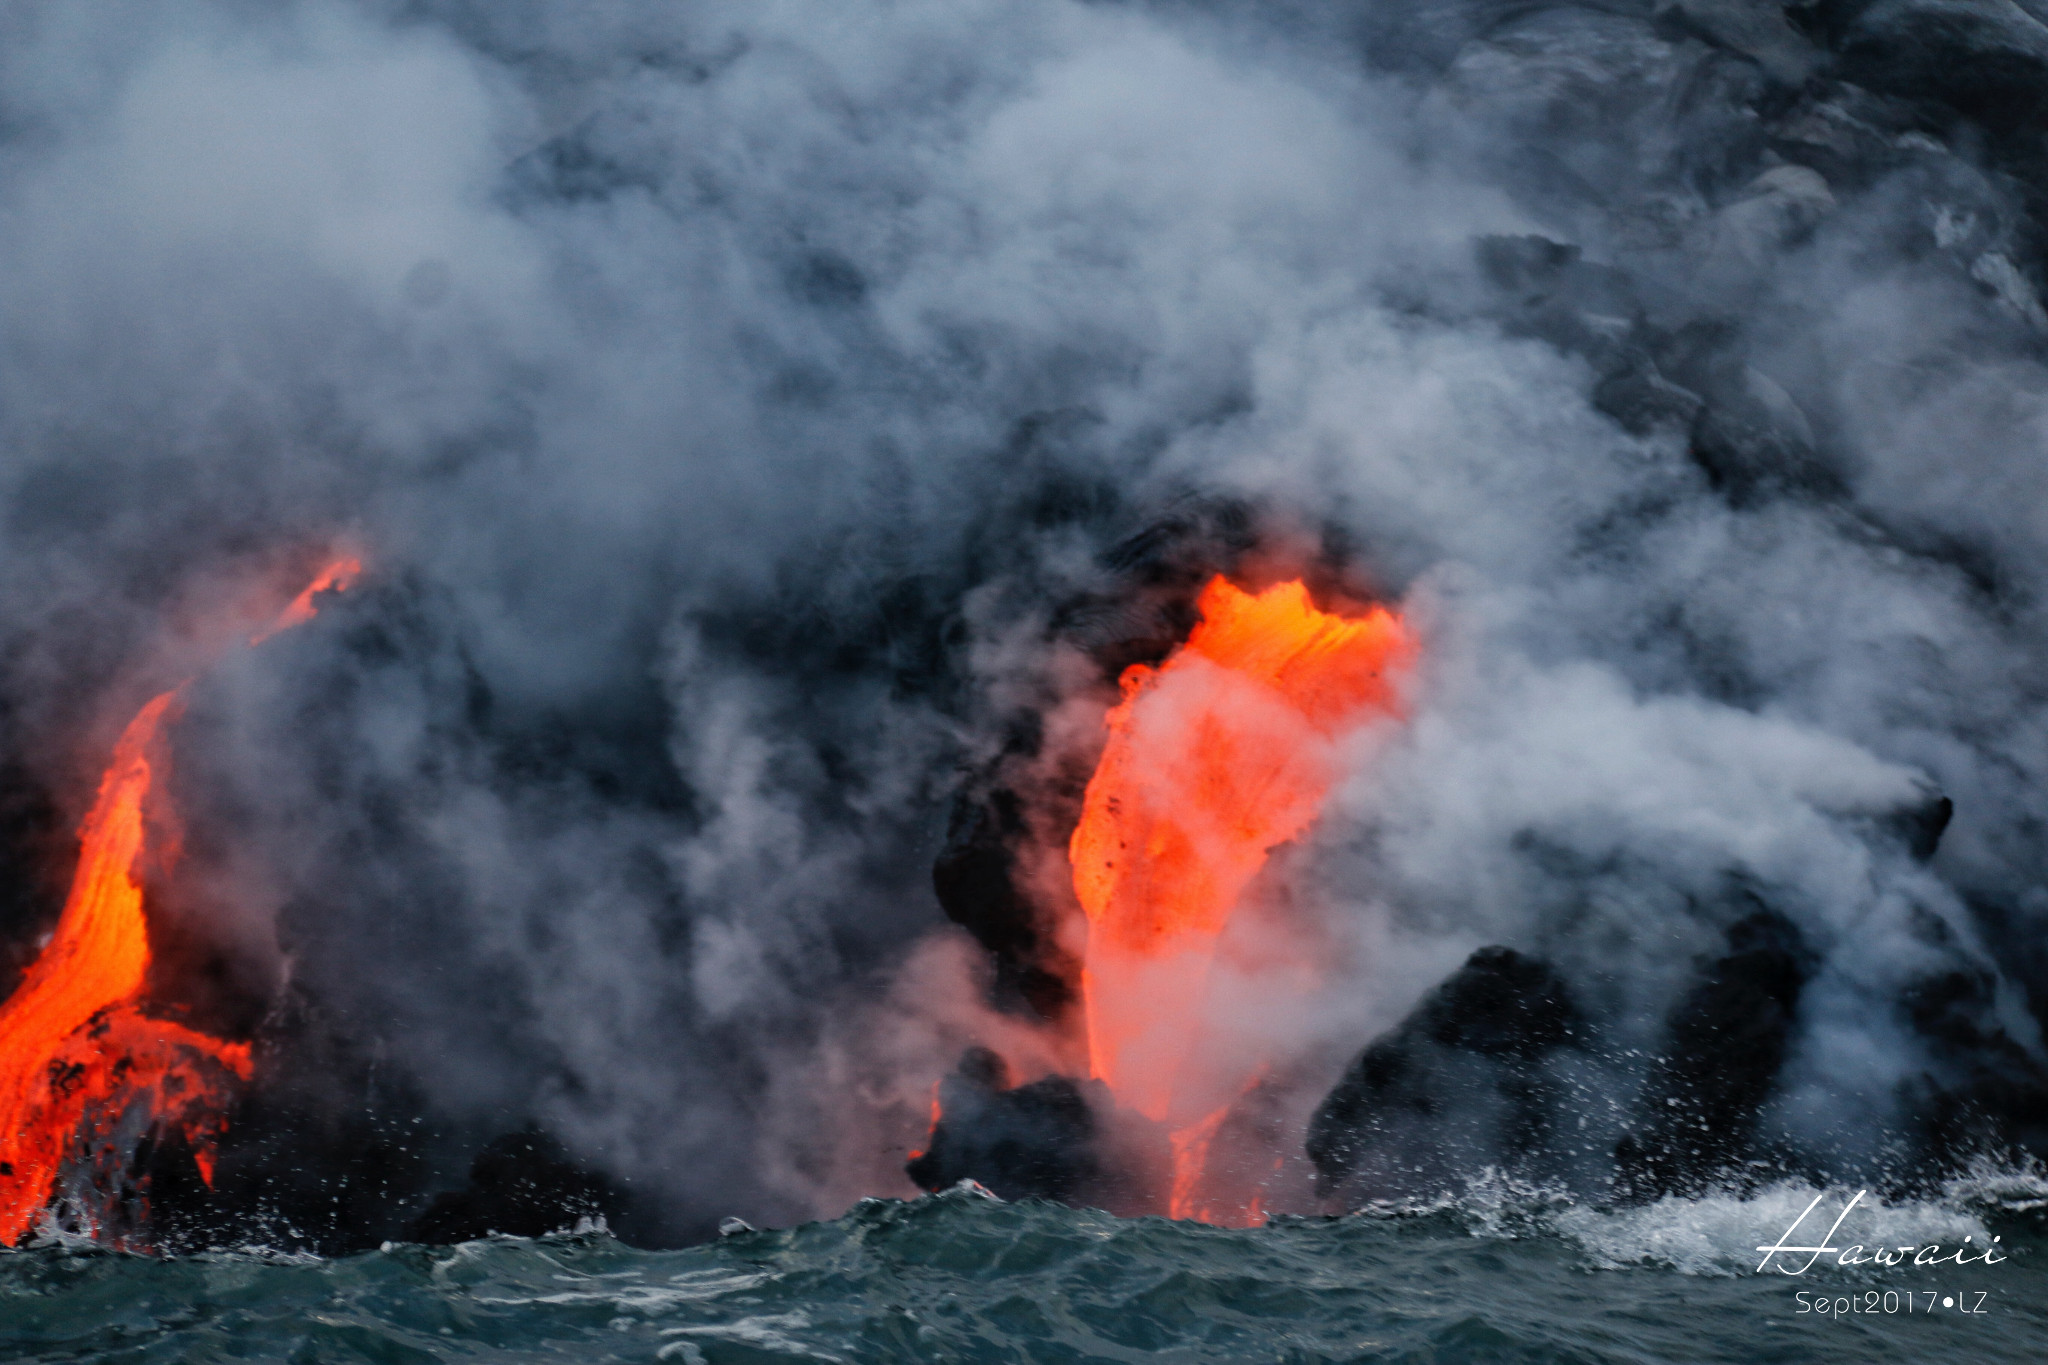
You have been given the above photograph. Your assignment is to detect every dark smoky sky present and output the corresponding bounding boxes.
[3,0,2048,1232]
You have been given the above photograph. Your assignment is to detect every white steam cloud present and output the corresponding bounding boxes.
[0,0,2042,1235]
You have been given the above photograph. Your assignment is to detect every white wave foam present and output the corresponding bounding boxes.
[1378,1165,2045,1277]
[1554,1184,1991,1276]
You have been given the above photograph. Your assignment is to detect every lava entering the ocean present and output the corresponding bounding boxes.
[0,556,360,1245]
[1068,575,1411,1222]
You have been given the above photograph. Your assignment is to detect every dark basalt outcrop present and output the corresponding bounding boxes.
[1882,788,1954,861]
[1613,908,1816,1199]
[1308,947,1583,1199]
[1823,0,2048,139]
[932,791,1078,1021]
[129,996,660,1252]
[1900,965,2048,1175]
[406,1128,625,1243]
[143,994,446,1254]
[905,1047,1099,1202]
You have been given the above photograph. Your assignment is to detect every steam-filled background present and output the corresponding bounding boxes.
[2,0,2047,1244]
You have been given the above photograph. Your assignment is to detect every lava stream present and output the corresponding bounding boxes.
[251,554,361,644]
[1068,575,1411,1220]
[0,557,359,1245]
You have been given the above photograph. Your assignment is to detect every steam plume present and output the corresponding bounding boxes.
[0,0,2045,1239]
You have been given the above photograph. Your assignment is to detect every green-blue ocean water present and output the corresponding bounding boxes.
[3,1183,2042,1364]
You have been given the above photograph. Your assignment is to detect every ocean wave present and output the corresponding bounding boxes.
[1325,1162,2048,1277]
[1,1187,2042,1363]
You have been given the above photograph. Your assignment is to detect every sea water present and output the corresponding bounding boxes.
[4,1177,2043,1363]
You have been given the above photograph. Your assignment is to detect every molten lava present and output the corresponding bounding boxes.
[0,557,359,1245]
[251,555,361,645]
[1069,575,1411,1221]
[906,1082,942,1164]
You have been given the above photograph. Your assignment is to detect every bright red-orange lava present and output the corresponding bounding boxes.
[1069,575,1411,1222]
[250,555,361,645]
[0,557,359,1245]
[906,1082,941,1164]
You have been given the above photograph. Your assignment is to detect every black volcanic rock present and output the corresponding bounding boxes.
[1614,908,1815,1199]
[1900,965,2048,1173]
[1663,0,1821,84]
[1882,789,1954,861]
[144,996,445,1255]
[406,1129,623,1244]
[1308,947,1583,1199]
[1830,0,2048,131]
[1413,945,1582,1058]
[905,1048,1098,1202]
[932,791,1074,1019]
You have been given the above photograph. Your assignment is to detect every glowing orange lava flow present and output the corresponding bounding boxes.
[0,558,359,1245]
[251,555,361,645]
[1068,575,1411,1220]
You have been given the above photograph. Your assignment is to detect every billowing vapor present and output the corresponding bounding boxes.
[1,0,2046,1241]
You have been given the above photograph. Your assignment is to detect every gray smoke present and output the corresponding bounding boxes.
[2,0,2046,1236]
